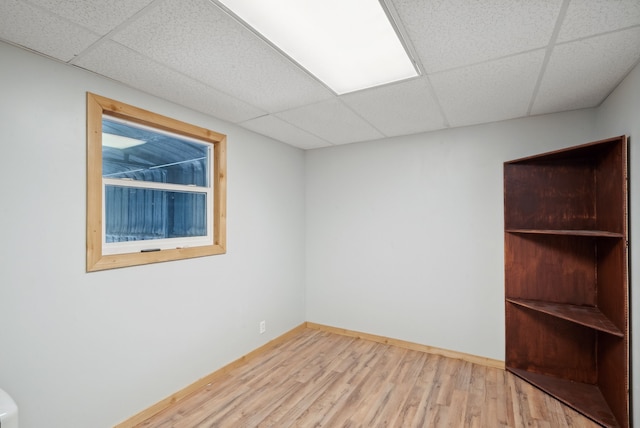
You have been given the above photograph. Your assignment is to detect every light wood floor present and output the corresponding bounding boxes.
[136,328,600,427]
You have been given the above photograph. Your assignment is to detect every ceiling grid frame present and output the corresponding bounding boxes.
[1,0,639,148]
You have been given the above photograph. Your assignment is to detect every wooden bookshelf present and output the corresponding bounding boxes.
[504,136,629,427]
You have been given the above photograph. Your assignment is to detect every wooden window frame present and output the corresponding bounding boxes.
[86,93,227,271]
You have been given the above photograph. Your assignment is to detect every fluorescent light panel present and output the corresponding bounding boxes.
[218,0,419,94]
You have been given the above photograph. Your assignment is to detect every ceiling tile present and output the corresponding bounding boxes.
[431,50,545,127]
[532,27,640,115]
[111,0,334,113]
[24,0,155,35]
[74,40,265,123]
[0,0,100,61]
[240,115,331,150]
[276,99,384,145]
[558,0,640,42]
[391,0,562,73]
[340,77,446,137]
[1,0,638,149]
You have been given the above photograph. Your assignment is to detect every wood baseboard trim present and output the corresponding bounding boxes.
[305,322,505,370]
[115,321,504,427]
[113,322,308,428]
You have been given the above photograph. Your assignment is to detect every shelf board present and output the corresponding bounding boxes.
[506,229,623,238]
[506,298,624,337]
[508,368,620,427]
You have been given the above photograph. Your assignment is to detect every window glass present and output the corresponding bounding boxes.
[102,117,212,246]
[102,118,210,186]
[104,187,207,242]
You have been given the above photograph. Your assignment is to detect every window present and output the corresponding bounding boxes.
[87,93,226,271]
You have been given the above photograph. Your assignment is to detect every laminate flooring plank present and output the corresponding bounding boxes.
[464,364,487,427]
[137,375,233,427]
[447,388,469,427]
[370,350,428,427]
[259,335,367,427]
[484,364,509,427]
[350,346,410,426]
[433,359,454,407]
[135,328,602,428]
[151,330,321,428]
[197,332,334,427]
[387,351,435,427]
[273,340,380,427]
[298,342,395,426]
[409,355,448,428]
[288,373,355,427]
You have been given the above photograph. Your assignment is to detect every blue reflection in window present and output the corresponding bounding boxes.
[102,118,210,243]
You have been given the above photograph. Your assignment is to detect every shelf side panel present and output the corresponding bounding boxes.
[505,304,596,384]
[599,333,629,428]
[505,233,596,305]
[595,136,626,234]
[598,239,628,331]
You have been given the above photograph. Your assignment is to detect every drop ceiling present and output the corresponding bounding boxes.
[1,0,639,149]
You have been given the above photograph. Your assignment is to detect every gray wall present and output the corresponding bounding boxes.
[305,109,596,360]
[2,37,639,427]
[305,59,639,417]
[0,41,306,428]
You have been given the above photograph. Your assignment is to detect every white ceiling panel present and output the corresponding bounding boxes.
[74,40,265,123]
[1,1,639,149]
[340,77,446,137]
[558,0,640,42]
[111,0,334,114]
[0,0,100,61]
[431,50,546,127]
[240,115,331,150]
[276,99,385,145]
[391,0,563,73]
[532,27,640,115]
[24,0,156,36]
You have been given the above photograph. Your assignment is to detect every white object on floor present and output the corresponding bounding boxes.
[0,388,18,428]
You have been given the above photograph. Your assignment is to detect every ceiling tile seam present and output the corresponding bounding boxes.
[425,45,551,79]
[20,0,98,32]
[334,75,422,97]
[70,39,268,121]
[0,38,73,64]
[555,23,640,47]
[384,0,450,130]
[257,113,335,146]
[416,74,451,129]
[333,97,390,138]
[206,0,338,96]
[526,0,571,116]
[68,0,167,66]
[64,56,220,118]
[17,0,103,62]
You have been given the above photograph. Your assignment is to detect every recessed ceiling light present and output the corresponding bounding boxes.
[216,0,419,94]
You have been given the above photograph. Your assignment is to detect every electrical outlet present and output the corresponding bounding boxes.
[259,320,266,334]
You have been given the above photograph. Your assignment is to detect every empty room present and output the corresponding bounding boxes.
[0,1,639,427]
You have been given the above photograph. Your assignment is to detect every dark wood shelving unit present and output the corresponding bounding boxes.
[504,136,629,428]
